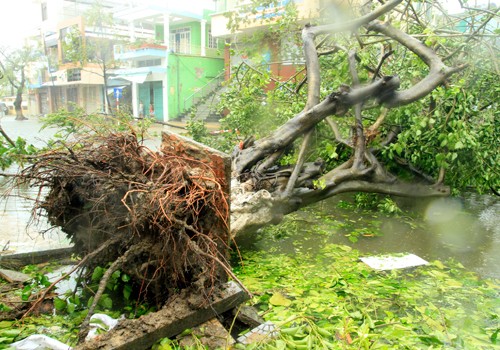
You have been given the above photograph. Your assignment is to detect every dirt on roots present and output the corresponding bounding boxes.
[18,131,231,314]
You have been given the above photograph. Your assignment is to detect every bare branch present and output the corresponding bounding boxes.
[348,50,366,169]
[367,20,467,107]
[0,124,16,147]
[325,117,352,147]
[233,76,400,174]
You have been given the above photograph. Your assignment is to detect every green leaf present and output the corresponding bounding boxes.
[123,284,132,301]
[0,321,13,329]
[433,260,445,269]
[100,295,113,309]
[269,292,292,307]
[121,273,130,282]
[67,302,76,314]
[491,329,499,344]
[54,297,67,311]
[91,267,104,282]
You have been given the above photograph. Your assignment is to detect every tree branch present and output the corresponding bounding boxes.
[299,180,450,206]
[348,50,366,169]
[233,76,400,174]
[309,0,403,36]
[367,20,468,107]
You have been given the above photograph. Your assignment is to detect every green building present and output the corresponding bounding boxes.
[113,6,225,121]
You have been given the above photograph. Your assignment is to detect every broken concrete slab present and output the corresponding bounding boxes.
[0,268,31,283]
[75,282,249,350]
[232,305,264,329]
[0,247,74,269]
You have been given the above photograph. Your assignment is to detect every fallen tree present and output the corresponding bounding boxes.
[225,0,498,236]
[2,0,497,346]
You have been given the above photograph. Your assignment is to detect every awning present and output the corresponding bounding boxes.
[114,73,150,84]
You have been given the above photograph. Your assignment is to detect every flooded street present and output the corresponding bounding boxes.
[0,117,70,254]
[239,193,500,280]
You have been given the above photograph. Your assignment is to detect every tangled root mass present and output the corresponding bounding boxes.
[21,132,230,307]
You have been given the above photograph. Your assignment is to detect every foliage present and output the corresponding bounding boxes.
[217,0,499,194]
[186,118,243,154]
[233,243,499,349]
[40,107,137,140]
[0,108,147,171]
[0,315,82,349]
[0,136,37,170]
[50,264,152,321]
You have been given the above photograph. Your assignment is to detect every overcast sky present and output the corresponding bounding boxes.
[0,0,39,49]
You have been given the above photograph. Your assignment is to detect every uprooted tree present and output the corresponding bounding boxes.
[15,129,236,341]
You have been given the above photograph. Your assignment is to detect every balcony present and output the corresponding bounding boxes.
[212,0,305,37]
[114,44,168,61]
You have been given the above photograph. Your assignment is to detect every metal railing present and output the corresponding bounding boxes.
[182,71,225,117]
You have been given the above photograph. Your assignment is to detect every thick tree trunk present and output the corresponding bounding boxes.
[14,70,27,120]
[14,88,26,120]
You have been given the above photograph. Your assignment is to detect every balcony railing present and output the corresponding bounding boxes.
[215,0,291,13]
[114,43,222,60]
[170,44,222,58]
[182,71,225,116]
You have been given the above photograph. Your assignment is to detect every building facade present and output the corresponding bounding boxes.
[113,6,225,121]
[210,0,324,85]
[31,1,224,122]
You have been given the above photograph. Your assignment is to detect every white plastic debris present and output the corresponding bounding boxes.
[85,313,122,341]
[10,334,72,350]
[360,253,428,270]
[237,321,279,345]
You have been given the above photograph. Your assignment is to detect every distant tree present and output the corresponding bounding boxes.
[0,46,41,120]
[61,0,121,114]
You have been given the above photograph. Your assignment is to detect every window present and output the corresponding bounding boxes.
[41,2,48,21]
[208,30,218,49]
[137,59,161,68]
[169,27,191,54]
[67,68,81,82]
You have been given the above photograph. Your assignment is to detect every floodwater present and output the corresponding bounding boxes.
[240,192,500,280]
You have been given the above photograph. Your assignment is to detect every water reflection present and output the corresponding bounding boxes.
[241,194,500,279]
